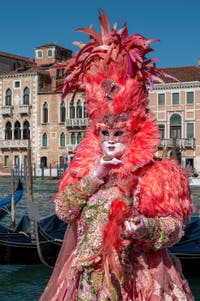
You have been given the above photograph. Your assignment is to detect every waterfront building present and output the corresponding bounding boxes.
[0,45,200,176]
[0,44,84,176]
[149,65,200,174]
[0,51,34,74]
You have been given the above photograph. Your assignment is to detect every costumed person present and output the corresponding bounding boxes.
[40,9,195,301]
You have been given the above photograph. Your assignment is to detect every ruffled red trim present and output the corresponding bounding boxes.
[59,111,159,191]
[139,159,193,221]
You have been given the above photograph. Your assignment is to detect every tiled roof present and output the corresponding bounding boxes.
[0,65,50,76]
[35,43,70,50]
[160,66,200,83]
[0,51,33,62]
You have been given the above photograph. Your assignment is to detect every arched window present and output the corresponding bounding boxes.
[37,50,43,58]
[60,101,66,123]
[5,121,12,140]
[60,132,65,146]
[76,99,82,118]
[84,102,88,118]
[23,87,30,105]
[77,132,82,143]
[170,114,181,139]
[70,101,75,119]
[42,102,48,123]
[71,132,76,145]
[47,49,53,57]
[14,121,21,140]
[170,114,181,126]
[23,121,30,139]
[14,155,20,168]
[5,88,12,106]
[42,133,48,147]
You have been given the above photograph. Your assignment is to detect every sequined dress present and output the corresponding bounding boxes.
[40,159,194,301]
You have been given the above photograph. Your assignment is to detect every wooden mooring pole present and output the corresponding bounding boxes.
[26,140,39,240]
[10,169,16,228]
[26,140,33,203]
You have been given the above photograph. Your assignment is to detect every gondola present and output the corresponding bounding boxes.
[0,209,200,275]
[169,216,200,276]
[0,213,67,266]
[35,214,200,275]
[0,179,23,220]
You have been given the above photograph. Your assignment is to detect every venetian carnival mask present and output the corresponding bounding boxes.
[100,128,129,158]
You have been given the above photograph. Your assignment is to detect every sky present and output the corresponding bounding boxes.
[1,0,200,68]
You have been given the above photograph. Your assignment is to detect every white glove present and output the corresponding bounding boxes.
[92,156,123,179]
[124,215,147,238]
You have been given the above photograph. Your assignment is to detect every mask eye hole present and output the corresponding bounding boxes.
[101,130,109,136]
[114,131,123,137]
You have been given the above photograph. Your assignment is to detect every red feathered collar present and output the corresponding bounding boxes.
[59,111,160,191]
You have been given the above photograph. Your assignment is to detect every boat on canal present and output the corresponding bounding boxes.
[0,209,200,276]
[0,213,66,266]
[0,179,23,220]
[169,215,200,276]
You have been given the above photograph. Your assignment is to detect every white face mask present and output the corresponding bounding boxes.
[101,140,127,158]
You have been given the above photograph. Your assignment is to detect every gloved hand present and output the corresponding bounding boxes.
[91,156,123,179]
[124,215,147,238]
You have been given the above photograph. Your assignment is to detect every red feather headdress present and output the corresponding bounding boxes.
[56,9,174,126]
[57,9,174,188]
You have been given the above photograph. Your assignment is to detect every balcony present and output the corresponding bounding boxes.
[19,105,30,115]
[1,106,12,116]
[160,138,195,150]
[65,118,88,129]
[0,139,29,150]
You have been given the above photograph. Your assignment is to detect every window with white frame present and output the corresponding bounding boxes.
[186,123,194,138]
[23,120,30,139]
[5,88,12,106]
[14,121,21,140]
[76,99,82,118]
[172,92,179,105]
[47,49,53,57]
[23,87,30,105]
[14,81,20,88]
[70,101,75,118]
[42,133,48,147]
[14,155,20,168]
[5,121,12,140]
[77,132,83,143]
[60,132,65,146]
[186,91,194,104]
[36,50,43,59]
[71,132,76,144]
[158,93,165,106]
[84,102,88,118]
[60,101,66,123]
[170,114,181,138]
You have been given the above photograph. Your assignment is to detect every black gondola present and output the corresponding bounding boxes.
[32,214,200,276]
[0,179,23,220]
[0,209,200,275]
[0,214,67,266]
[169,216,200,276]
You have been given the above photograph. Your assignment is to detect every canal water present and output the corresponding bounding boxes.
[0,176,199,300]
